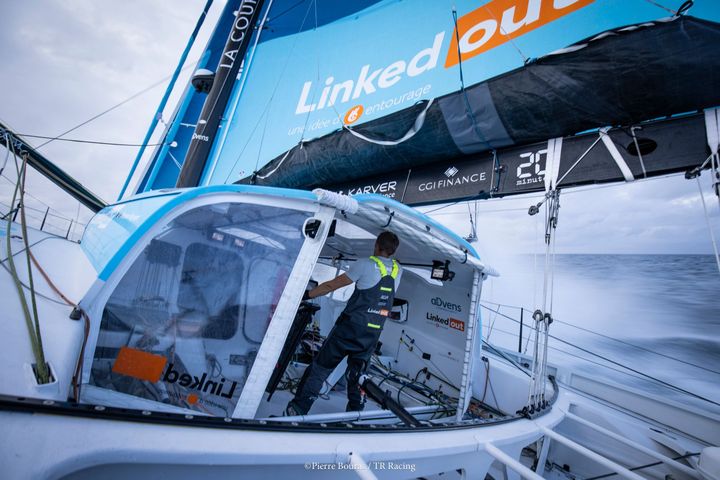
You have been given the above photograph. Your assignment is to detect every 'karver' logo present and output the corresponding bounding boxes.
[339,180,398,197]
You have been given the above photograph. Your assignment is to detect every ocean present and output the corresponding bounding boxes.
[480,254,720,414]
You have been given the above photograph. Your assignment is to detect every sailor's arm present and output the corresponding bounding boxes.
[305,274,353,299]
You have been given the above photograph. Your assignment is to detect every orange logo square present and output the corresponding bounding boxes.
[112,346,167,383]
[445,0,593,67]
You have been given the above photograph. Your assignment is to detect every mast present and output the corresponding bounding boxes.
[176,0,265,188]
[117,0,215,201]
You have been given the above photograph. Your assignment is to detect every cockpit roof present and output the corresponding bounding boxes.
[82,185,484,281]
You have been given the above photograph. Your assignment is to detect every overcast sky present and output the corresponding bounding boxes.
[0,0,718,253]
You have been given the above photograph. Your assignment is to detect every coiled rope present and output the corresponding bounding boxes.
[4,141,49,384]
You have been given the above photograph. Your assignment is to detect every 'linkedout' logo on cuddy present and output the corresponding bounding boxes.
[426,312,465,332]
[431,296,462,312]
[111,347,238,404]
[162,364,238,399]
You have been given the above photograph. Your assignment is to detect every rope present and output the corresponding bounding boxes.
[0,171,89,226]
[526,189,560,409]
[205,0,272,185]
[479,3,529,64]
[252,148,293,181]
[640,0,681,15]
[4,143,50,384]
[14,133,167,147]
[0,246,73,306]
[118,0,213,201]
[485,303,501,341]
[478,304,720,408]
[481,300,720,376]
[697,175,720,274]
[0,131,9,175]
[18,152,49,383]
[401,332,455,385]
[552,337,720,407]
[32,60,201,150]
[394,170,686,220]
[342,99,434,146]
[482,339,531,377]
[556,134,603,187]
[451,7,494,153]
[421,200,465,215]
[223,0,317,184]
[298,0,320,147]
[27,250,75,306]
[482,324,668,383]
[464,202,477,242]
[583,452,700,480]
[27,249,90,402]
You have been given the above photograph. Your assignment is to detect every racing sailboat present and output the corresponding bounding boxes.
[1,0,719,478]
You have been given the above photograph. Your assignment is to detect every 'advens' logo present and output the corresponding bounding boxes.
[294,0,592,115]
[431,296,462,312]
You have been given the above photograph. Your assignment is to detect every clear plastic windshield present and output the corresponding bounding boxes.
[89,201,311,416]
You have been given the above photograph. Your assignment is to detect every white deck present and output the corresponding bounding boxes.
[1,222,718,479]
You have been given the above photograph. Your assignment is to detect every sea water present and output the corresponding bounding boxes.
[480,254,720,414]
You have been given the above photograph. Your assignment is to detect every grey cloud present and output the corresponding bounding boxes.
[1,1,224,229]
[425,176,720,254]
[1,1,718,254]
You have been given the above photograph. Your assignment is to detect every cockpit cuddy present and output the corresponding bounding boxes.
[64,186,553,427]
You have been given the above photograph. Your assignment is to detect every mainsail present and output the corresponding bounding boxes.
[133,0,720,205]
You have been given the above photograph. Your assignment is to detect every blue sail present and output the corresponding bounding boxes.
[135,0,720,204]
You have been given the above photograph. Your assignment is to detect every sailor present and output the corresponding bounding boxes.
[286,231,402,415]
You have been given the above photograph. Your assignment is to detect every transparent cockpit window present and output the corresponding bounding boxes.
[90,202,311,416]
